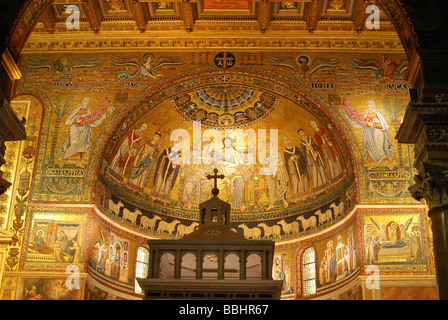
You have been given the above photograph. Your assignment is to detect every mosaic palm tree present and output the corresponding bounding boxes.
[49,96,73,165]
[382,96,406,168]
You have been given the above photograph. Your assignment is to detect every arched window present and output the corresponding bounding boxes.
[211,207,218,222]
[302,247,316,297]
[135,247,149,294]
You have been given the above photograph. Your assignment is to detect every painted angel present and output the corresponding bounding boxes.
[370,217,386,239]
[26,56,102,78]
[268,55,340,80]
[399,218,413,239]
[110,53,186,82]
[349,56,408,82]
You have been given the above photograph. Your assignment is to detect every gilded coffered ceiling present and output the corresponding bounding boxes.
[22,0,405,53]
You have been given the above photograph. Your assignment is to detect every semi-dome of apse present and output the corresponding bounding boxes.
[94,69,357,241]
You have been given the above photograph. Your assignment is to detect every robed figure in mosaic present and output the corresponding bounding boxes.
[260,140,289,210]
[342,99,394,169]
[58,97,113,167]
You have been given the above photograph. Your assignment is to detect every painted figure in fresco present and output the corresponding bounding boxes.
[25,285,42,300]
[297,129,327,193]
[110,123,148,177]
[260,141,289,210]
[319,239,336,285]
[343,99,394,170]
[273,255,286,292]
[365,232,380,265]
[284,265,293,294]
[388,222,399,241]
[111,53,186,82]
[127,132,162,192]
[32,230,53,255]
[150,142,182,204]
[57,231,70,255]
[282,136,309,202]
[310,120,343,180]
[44,280,76,300]
[111,245,121,280]
[55,230,80,264]
[57,97,113,168]
[346,228,358,273]
[410,228,423,263]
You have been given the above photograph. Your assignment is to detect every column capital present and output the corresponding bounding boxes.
[409,162,448,211]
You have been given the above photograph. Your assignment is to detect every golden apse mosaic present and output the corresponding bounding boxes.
[1,47,430,299]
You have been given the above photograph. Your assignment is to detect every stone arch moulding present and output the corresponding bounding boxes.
[376,0,420,60]
[5,0,54,60]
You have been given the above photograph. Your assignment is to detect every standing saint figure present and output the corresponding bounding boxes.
[282,136,309,202]
[110,123,147,177]
[127,132,161,192]
[150,141,182,204]
[310,120,343,180]
[58,97,113,167]
[110,245,121,280]
[297,129,327,193]
[342,99,394,169]
[260,141,289,210]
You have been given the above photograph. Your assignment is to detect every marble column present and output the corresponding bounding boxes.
[409,161,448,299]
